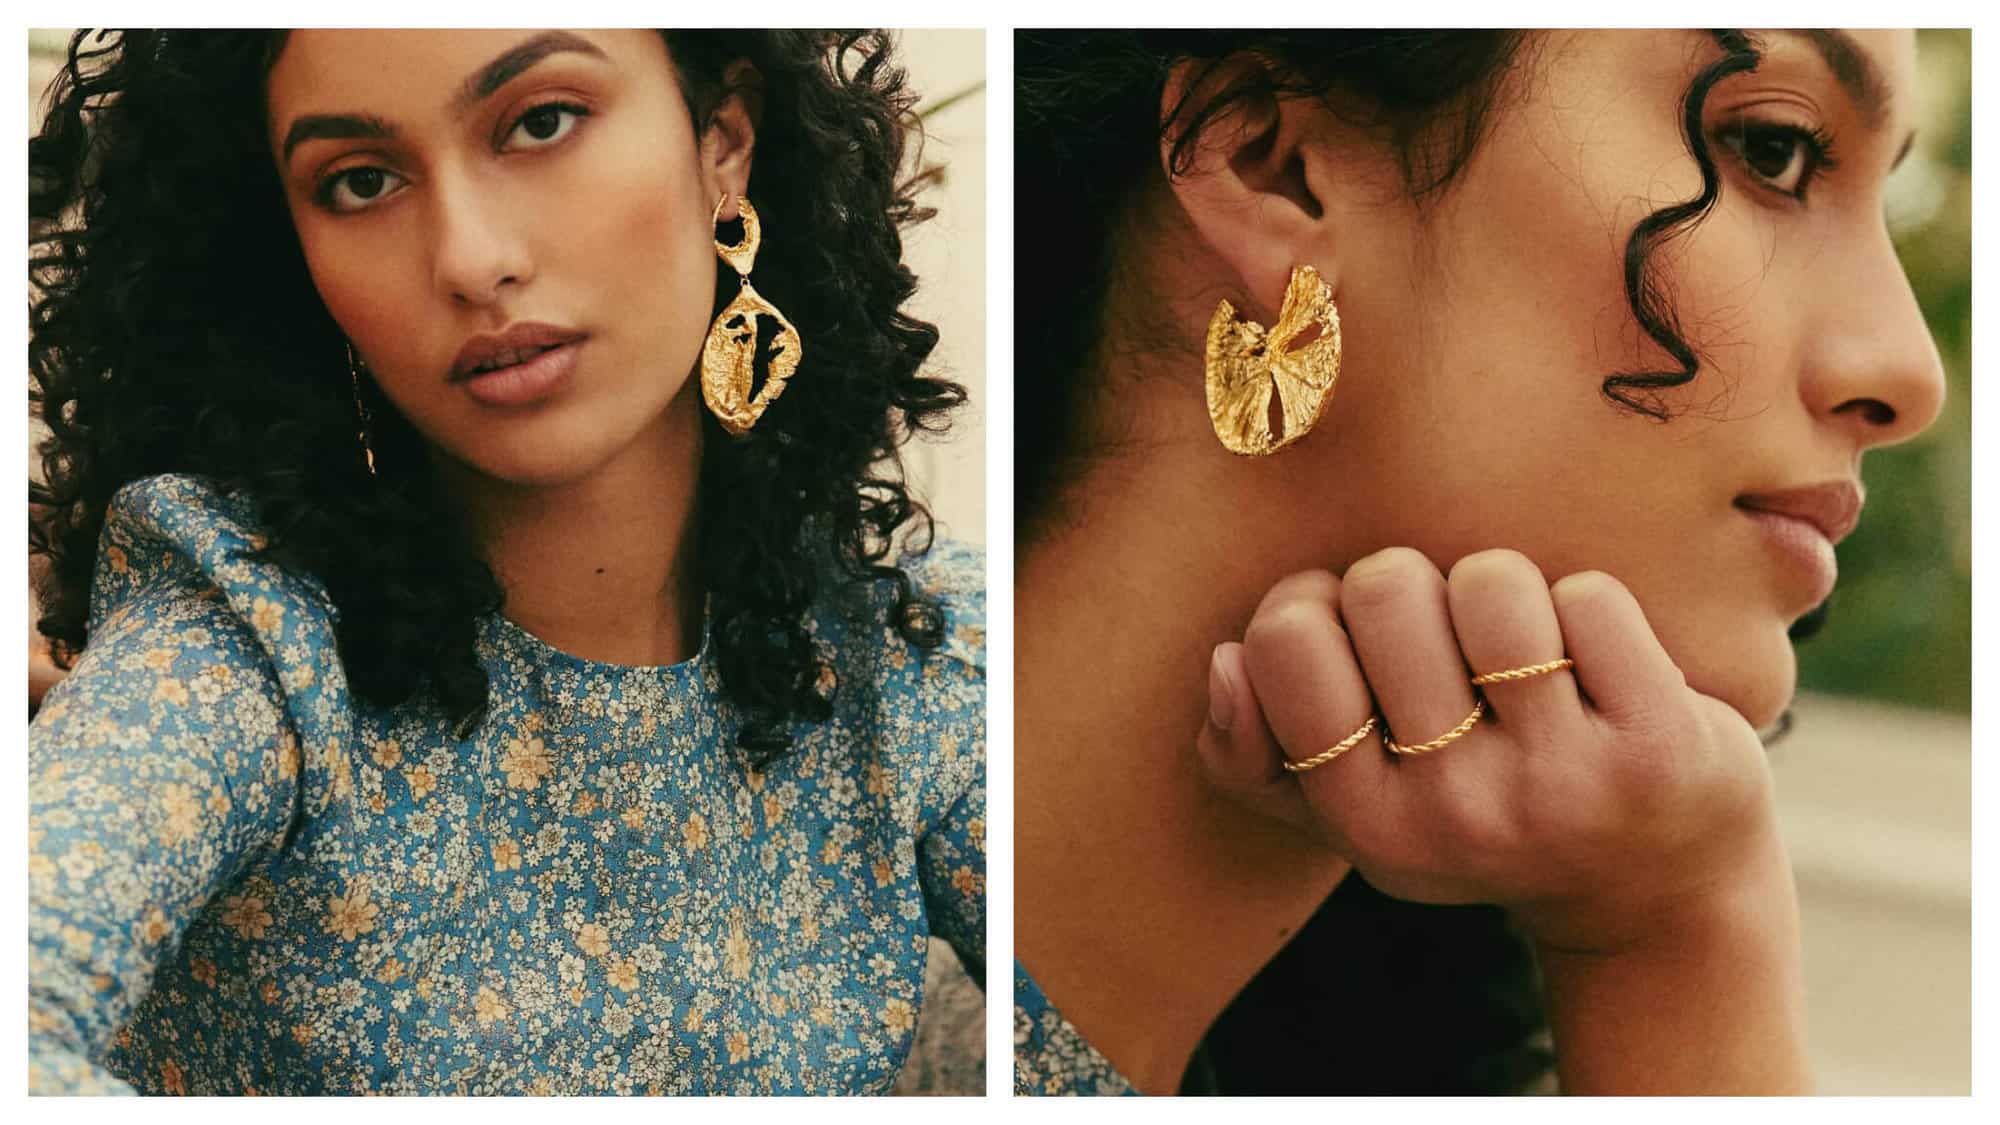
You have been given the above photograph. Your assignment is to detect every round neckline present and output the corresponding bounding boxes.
[482,601,715,684]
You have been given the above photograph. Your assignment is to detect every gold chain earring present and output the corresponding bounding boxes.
[700,193,802,436]
[346,342,378,476]
[1204,264,1342,456]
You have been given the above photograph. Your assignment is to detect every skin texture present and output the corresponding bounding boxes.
[264,31,756,665]
[1016,29,1941,1092]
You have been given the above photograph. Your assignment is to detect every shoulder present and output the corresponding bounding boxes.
[65,475,351,794]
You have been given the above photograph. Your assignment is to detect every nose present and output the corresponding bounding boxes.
[428,169,532,307]
[1800,227,1948,451]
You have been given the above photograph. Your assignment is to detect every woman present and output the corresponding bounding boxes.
[1014,30,1944,1094]
[29,29,984,1095]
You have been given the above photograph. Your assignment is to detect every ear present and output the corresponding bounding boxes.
[702,60,762,220]
[1161,54,1338,319]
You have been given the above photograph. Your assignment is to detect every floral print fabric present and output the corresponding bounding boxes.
[1013,962,1135,1095]
[28,474,985,1095]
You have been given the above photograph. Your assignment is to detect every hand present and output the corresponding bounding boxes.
[1196,547,1782,955]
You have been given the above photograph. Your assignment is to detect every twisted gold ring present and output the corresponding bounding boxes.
[1469,658,1575,686]
[1282,715,1378,774]
[1385,700,1486,755]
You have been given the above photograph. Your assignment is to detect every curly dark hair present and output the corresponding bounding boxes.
[31,29,964,764]
[1015,29,1771,1094]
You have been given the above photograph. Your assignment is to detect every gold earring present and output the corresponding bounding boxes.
[700,194,802,436]
[346,342,378,477]
[1204,264,1342,456]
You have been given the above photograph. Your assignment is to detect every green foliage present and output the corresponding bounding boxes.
[1796,30,1970,712]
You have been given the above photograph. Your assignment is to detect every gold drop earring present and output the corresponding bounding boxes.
[1204,263,1342,456]
[700,193,803,436]
[346,341,378,476]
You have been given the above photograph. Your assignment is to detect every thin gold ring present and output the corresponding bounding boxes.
[1469,658,1575,686]
[1385,700,1485,755]
[1282,715,1378,773]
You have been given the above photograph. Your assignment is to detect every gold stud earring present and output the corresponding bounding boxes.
[346,342,378,477]
[700,193,803,436]
[1204,264,1342,456]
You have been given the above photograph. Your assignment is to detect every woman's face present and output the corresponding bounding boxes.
[1293,30,1943,729]
[265,30,745,486]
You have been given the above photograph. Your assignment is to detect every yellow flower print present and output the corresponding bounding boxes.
[474,985,510,1025]
[152,677,190,707]
[810,1004,833,1028]
[576,922,612,958]
[682,812,709,850]
[951,867,982,896]
[191,958,218,988]
[138,908,170,945]
[106,544,129,573]
[405,764,437,800]
[161,1057,186,1096]
[60,924,93,961]
[762,795,785,825]
[376,958,406,984]
[871,859,893,887]
[500,736,553,791]
[142,647,175,672]
[492,837,522,871]
[620,805,646,829]
[606,957,638,992]
[727,1029,751,1064]
[371,739,403,769]
[572,789,599,816]
[156,783,200,846]
[250,597,284,634]
[968,815,985,847]
[259,980,279,1005]
[206,787,230,817]
[724,923,752,981]
[881,997,916,1034]
[324,884,379,942]
[863,764,890,798]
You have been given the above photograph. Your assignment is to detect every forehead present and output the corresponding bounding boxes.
[264,29,665,122]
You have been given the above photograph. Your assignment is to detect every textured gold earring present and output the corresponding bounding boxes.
[700,194,802,436]
[1204,264,1342,456]
[346,342,378,477]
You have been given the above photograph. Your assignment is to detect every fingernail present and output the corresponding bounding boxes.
[1207,645,1235,732]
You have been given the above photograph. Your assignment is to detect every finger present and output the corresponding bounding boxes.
[1548,570,1688,728]
[1338,548,1481,757]
[1238,571,1398,845]
[1446,549,1585,738]
[1196,642,1316,833]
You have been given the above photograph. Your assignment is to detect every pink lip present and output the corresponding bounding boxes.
[1739,505,1839,606]
[450,321,588,381]
[1734,480,1865,545]
[458,339,581,407]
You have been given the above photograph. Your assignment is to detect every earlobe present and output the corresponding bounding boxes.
[1160,54,1337,315]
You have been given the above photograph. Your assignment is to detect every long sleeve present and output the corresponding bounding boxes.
[28,475,342,1094]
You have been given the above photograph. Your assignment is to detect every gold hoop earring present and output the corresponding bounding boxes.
[700,194,803,436]
[346,342,378,477]
[1204,264,1342,456]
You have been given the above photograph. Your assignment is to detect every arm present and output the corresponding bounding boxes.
[1533,825,1811,1095]
[29,578,304,1094]
[916,778,986,983]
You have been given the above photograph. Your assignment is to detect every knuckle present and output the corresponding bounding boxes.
[1447,549,1545,608]
[1549,569,1630,618]
[1341,547,1435,609]
[1254,568,1340,616]
[1243,596,1340,662]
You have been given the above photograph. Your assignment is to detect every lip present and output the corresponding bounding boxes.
[1734,480,1865,545]
[457,339,582,408]
[449,322,589,382]
[1734,480,1862,608]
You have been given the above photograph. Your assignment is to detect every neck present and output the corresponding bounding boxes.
[1016,385,1368,1094]
[439,387,706,667]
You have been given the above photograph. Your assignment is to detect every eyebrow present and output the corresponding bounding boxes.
[279,30,609,166]
[1772,28,1889,127]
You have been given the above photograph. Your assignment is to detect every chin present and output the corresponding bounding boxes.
[1685,626,1798,733]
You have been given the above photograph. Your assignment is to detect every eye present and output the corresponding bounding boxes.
[317,165,407,215]
[503,101,590,151]
[1717,120,1837,201]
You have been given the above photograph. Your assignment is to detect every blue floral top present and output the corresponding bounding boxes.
[1013,963,1134,1095]
[28,474,986,1096]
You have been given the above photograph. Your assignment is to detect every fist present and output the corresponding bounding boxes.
[1197,547,1779,953]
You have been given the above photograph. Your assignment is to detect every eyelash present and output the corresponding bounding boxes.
[1715,118,1840,203]
[312,100,595,215]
